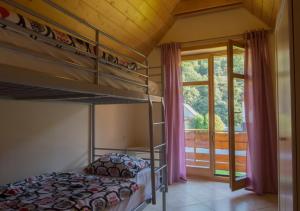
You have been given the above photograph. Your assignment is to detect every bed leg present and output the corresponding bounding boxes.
[162,187,167,211]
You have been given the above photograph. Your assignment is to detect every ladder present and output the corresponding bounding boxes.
[148,95,168,211]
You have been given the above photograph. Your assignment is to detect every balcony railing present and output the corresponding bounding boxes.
[185,129,248,175]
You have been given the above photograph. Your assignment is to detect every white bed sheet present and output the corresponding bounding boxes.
[104,168,160,211]
[0,28,161,96]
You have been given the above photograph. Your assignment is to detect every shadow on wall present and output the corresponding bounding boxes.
[0,99,89,184]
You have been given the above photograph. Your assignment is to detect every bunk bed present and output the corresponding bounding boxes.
[0,1,167,211]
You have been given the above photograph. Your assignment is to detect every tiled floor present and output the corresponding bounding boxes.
[144,179,278,211]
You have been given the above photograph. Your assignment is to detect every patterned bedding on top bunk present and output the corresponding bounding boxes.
[0,5,138,71]
[0,172,139,210]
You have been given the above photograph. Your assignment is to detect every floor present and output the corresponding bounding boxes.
[144,179,278,211]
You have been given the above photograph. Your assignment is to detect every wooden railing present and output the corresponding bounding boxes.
[185,129,248,173]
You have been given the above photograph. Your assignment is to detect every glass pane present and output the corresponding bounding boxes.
[183,85,210,169]
[233,45,245,75]
[233,78,248,178]
[181,59,209,82]
[213,55,229,176]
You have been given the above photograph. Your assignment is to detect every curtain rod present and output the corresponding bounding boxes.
[182,34,244,44]
[156,29,272,48]
[156,34,244,48]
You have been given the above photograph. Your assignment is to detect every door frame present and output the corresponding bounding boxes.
[182,50,228,180]
[182,56,213,177]
[227,39,248,191]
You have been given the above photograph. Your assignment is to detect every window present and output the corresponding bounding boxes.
[182,59,210,169]
[182,45,248,180]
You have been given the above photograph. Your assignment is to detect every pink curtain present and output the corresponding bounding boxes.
[245,30,277,194]
[161,43,187,184]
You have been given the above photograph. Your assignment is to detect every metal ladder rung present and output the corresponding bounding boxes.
[153,122,165,125]
[154,143,166,149]
[156,184,165,192]
[155,164,167,173]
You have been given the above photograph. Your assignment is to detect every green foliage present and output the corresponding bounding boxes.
[182,60,208,82]
[182,55,245,132]
[190,113,224,131]
[215,114,225,131]
[233,54,244,74]
[192,114,204,129]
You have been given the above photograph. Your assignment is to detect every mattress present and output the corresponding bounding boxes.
[0,28,161,96]
[0,170,160,211]
[0,172,140,210]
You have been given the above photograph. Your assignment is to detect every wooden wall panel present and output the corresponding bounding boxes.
[243,0,281,26]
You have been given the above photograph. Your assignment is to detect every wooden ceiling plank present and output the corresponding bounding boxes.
[81,1,148,51]
[271,0,281,25]
[173,0,243,16]
[243,0,252,11]
[126,0,177,48]
[126,0,166,36]
[163,0,180,11]
[128,0,169,27]
[105,0,157,39]
[81,0,154,51]
[253,0,263,20]
[59,0,138,45]
[261,0,275,26]
[243,0,280,27]
[144,0,174,23]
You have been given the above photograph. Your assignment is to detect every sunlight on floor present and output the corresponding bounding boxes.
[144,179,277,211]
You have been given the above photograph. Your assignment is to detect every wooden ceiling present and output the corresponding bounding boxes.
[173,0,243,16]
[243,0,281,27]
[0,0,281,58]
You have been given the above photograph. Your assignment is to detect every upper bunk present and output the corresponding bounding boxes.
[0,0,163,104]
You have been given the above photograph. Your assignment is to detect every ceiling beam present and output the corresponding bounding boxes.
[173,0,243,16]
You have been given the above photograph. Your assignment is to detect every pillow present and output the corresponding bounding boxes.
[85,153,150,178]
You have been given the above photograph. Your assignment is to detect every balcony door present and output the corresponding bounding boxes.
[182,58,212,176]
[227,40,248,190]
[182,44,248,182]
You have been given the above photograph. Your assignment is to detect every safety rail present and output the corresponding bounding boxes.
[1,0,150,94]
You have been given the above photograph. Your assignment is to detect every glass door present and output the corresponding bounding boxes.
[182,59,211,176]
[213,55,230,176]
[227,40,248,190]
[181,44,248,181]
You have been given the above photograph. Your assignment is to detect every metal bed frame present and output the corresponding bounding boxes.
[0,1,167,210]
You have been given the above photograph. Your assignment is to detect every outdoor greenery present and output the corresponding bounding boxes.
[182,54,245,132]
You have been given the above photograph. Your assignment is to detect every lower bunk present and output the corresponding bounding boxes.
[0,153,162,211]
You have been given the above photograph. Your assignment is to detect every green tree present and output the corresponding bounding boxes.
[192,114,204,129]
[215,115,225,131]
[182,54,245,132]
[190,113,225,131]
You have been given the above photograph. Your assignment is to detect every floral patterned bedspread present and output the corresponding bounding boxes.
[0,172,139,210]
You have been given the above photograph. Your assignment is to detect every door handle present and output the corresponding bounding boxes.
[279,137,288,142]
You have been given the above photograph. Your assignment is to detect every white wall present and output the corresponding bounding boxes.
[0,100,89,184]
[95,104,137,148]
[0,101,140,185]
[160,7,269,43]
